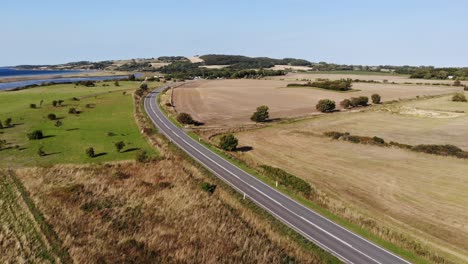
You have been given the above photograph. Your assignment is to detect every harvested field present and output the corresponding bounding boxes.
[231,95,468,263]
[270,65,313,71]
[172,79,461,126]
[187,56,204,63]
[278,72,468,86]
[14,162,316,263]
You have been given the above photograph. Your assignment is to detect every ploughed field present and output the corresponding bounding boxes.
[173,77,462,127]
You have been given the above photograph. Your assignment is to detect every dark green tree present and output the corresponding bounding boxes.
[54,120,63,127]
[86,147,95,158]
[177,112,194,124]
[250,105,269,122]
[316,99,336,112]
[27,130,44,140]
[4,118,12,127]
[115,141,125,152]
[371,94,381,104]
[219,134,238,151]
[47,113,57,120]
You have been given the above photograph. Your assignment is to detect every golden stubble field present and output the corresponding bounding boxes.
[233,94,468,262]
[173,77,462,127]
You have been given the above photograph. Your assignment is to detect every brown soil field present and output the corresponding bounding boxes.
[14,162,314,263]
[232,97,468,263]
[172,79,462,126]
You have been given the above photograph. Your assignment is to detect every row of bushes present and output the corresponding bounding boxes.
[259,165,313,196]
[324,131,468,159]
[287,78,353,91]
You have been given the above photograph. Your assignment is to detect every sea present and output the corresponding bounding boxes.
[0,68,133,91]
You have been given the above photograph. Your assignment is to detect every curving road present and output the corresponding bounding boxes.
[144,85,411,264]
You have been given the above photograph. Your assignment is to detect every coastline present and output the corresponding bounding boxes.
[0,70,131,83]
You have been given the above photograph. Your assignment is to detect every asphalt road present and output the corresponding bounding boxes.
[144,85,411,264]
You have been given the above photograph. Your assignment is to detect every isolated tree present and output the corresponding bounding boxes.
[54,120,63,127]
[47,113,57,120]
[136,150,149,163]
[219,134,238,151]
[454,80,462,87]
[68,108,78,114]
[250,105,269,122]
[86,147,95,158]
[128,74,136,81]
[27,130,44,140]
[115,141,125,152]
[140,83,148,91]
[177,112,194,124]
[340,99,352,108]
[316,99,336,112]
[30,103,37,109]
[52,100,58,107]
[58,100,64,106]
[452,93,467,102]
[371,94,381,104]
[4,118,12,128]
[114,80,120,86]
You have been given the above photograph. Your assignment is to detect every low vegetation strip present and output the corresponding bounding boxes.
[287,78,353,91]
[259,165,313,196]
[324,131,468,159]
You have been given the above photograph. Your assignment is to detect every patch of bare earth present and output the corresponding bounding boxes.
[172,79,461,127]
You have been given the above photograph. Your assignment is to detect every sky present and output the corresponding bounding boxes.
[1,0,467,67]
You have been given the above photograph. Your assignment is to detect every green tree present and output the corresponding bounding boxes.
[219,134,238,151]
[340,99,351,108]
[250,105,269,122]
[68,108,78,114]
[316,99,336,112]
[86,147,95,158]
[140,83,148,90]
[4,118,12,127]
[371,94,381,104]
[27,130,44,140]
[47,113,57,120]
[115,141,126,152]
[52,100,58,107]
[177,112,194,124]
[30,103,37,109]
[114,80,120,86]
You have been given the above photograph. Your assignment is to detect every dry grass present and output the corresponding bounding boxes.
[15,161,312,264]
[229,99,468,263]
[0,171,56,263]
[172,79,461,127]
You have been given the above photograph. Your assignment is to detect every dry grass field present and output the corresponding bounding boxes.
[230,93,468,263]
[172,79,462,127]
[14,161,315,263]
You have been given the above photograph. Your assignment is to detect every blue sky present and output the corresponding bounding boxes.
[1,0,467,67]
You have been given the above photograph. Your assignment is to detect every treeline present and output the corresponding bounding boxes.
[287,78,353,91]
[199,54,312,69]
[157,56,188,62]
[158,61,285,80]
[408,67,468,80]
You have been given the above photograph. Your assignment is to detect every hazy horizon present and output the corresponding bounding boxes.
[2,0,467,67]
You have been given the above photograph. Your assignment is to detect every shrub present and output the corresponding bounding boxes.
[250,105,269,122]
[411,144,464,157]
[114,80,120,86]
[115,141,125,152]
[0,120,3,129]
[371,94,381,104]
[372,136,385,144]
[27,130,44,140]
[324,131,347,139]
[454,80,461,86]
[177,112,194,124]
[136,150,149,163]
[260,165,312,196]
[140,83,148,90]
[0,139,6,150]
[54,120,63,127]
[86,147,95,158]
[340,99,352,108]
[52,100,58,107]
[200,182,217,194]
[37,146,46,157]
[58,100,64,106]
[4,118,12,128]
[316,99,336,112]
[219,134,238,151]
[30,103,37,109]
[128,74,136,81]
[452,93,467,102]
[47,113,57,120]
[68,108,78,114]
[350,96,369,107]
